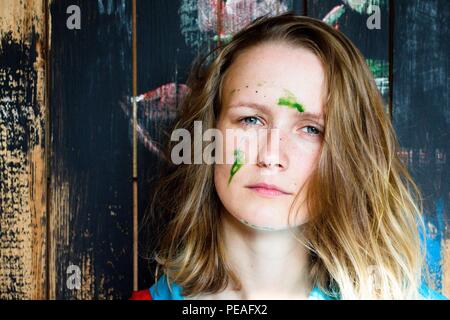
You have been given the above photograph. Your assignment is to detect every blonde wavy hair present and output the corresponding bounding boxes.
[145,13,429,299]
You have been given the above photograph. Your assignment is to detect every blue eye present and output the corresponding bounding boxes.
[301,126,321,136]
[240,116,263,126]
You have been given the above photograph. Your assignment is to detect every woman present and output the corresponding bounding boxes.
[131,13,447,300]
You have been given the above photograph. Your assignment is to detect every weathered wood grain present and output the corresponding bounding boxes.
[444,239,450,295]
[0,0,48,300]
[49,0,133,299]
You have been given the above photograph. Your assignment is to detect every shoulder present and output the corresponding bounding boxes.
[129,275,184,300]
[308,286,339,300]
[130,277,447,300]
[418,283,448,300]
[308,282,448,300]
[149,274,185,300]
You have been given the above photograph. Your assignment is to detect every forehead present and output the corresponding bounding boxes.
[221,42,325,114]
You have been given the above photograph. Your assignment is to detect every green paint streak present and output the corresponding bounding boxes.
[240,219,276,231]
[228,149,244,185]
[212,33,233,44]
[366,58,388,78]
[346,0,385,14]
[323,4,346,25]
[366,58,389,96]
[277,90,305,113]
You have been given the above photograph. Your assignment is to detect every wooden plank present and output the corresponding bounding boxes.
[49,0,133,299]
[135,0,190,291]
[0,0,48,300]
[135,0,298,290]
[392,0,450,296]
[444,239,450,295]
[307,0,391,113]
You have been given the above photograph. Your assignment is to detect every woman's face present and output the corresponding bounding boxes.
[214,41,325,231]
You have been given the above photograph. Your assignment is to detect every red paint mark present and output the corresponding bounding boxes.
[137,83,190,119]
[120,83,190,157]
[197,0,290,36]
[217,0,223,47]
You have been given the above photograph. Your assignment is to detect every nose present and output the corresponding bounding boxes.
[256,128,287,172]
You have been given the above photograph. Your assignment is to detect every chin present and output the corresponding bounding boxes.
[233,207,286,228]
[239,207,308,230]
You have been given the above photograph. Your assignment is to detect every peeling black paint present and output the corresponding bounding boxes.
[0,31,43,153]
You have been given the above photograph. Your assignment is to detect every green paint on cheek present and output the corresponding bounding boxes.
[277,89,305,113]
[228,148,244,185]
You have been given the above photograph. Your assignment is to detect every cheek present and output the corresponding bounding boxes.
[289,139,321,184]
[219,130,257,171]
[292,132,322,158]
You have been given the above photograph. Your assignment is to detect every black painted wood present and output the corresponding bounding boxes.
[50,0,133,299]
[307,0,391,110]
[135,0,194,291]
[392,0,450,290]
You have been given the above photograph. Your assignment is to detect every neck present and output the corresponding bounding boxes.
[220,208,312,300]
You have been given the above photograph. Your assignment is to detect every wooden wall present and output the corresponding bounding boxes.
[0,0,47,300]
[0,0,448,299]
[48,0,133,299]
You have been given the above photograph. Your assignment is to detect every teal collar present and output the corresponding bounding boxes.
[149,275,448,300]
[150,275,337,300]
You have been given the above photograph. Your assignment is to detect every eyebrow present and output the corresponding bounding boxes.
[228,102,324,120]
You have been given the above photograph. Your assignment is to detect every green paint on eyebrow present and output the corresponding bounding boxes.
[228,148,244,185]
[277,89,305,113]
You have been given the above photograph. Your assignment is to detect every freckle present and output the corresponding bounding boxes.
[245,85,249,88]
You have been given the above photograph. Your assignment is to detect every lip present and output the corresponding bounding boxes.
[246,182,291,197]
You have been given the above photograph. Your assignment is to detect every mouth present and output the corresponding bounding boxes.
[245,182,291,197]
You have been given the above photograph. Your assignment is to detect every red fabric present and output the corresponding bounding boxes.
[129,289,152,300]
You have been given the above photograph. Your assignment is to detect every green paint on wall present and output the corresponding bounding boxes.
[366,58,389,96]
